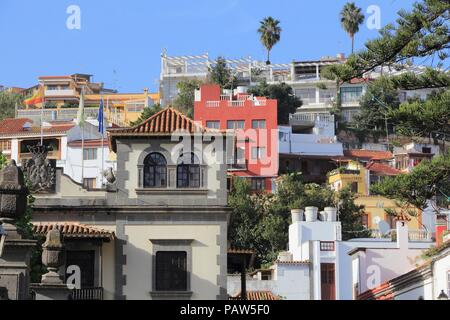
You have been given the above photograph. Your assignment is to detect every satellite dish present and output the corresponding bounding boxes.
[378,220,390,235]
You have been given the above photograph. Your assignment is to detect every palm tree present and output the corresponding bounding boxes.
[258,17,282,65]
[340,2,365,54]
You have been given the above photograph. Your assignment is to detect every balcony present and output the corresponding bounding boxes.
[17,107,99,122]
[370,229,433,242]
[45,89,76,97]
[69,287,104,300]
[204,99,267,108]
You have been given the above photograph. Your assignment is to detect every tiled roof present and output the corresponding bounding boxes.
[344,150,393,161]
[366,162,401,176]
[0,118,33,134]
[33,223,115,240]
[230,291,279,301]
[108,107,210,152]
[394,213,412,222]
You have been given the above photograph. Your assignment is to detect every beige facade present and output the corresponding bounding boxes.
[32,108,230,300]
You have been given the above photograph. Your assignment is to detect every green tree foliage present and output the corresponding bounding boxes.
[247,80,302,125]
[327,0,449,84]
[257,17,282,65]
[173,79,203,118]
[208,57,236,89]
[390,89,450,139]
[229,174,370,267]
[129,104,163,126]
[349,77,400,141]
[340,2,365,54]
[371,152,450,211]
[0,152,7,169]
[338,187,372,240]
[0,91,22,120]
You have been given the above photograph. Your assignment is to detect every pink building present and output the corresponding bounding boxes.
[194,84,278,192]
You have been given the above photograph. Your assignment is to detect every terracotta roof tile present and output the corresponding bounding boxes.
[230,291,279,301]
[228,248,256,255]
[0,118,33,134]
[344,150,393,161]
[366,162,402,176]
[108,107,211,152]
[33,223,115,240]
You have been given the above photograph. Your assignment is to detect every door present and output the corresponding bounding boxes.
[321,263,336,300]
[66,250,95,288]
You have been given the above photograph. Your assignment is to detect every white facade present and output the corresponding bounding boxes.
[279,114,343,157]
[229,207,435,300]
[63,143,113,188]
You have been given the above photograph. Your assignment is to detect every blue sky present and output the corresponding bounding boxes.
[0,0,416,92]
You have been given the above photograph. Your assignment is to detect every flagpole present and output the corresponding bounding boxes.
[101,96,105,188]
[80,86,85,186]
[40,85,45,145]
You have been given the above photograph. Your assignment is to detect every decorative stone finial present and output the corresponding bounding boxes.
[0,160,28,220]
[41,227,65,284]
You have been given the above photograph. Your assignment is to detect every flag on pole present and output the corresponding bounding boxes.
[98,97,104,134]
[76,87,85,128]
[24,85,44,106]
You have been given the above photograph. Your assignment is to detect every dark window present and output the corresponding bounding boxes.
[422,147,432,154]
[83,178,96,189]
[66,250,95,288]
[155,251,187,291]
[83,148,97,160]
[251,147,266,160]
[361,214,369,228]
[250,178,265,191]
[350,182,358,193]
[177,153,200,188]
[227,120,245,129]
[143,153,167,188]
[206,121,220,129]
[321,263,336,300]
[252,120,266,129]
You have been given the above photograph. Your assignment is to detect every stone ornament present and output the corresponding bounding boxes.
[0,160,28,220]
[41,227,65,284]
[22,145,56,194]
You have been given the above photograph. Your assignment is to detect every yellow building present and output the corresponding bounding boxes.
[328,160,422,231]
[18,74,160,127]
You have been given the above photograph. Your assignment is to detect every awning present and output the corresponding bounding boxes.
[33,223,115,241]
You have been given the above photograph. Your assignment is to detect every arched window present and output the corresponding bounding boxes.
[177,153,200,188]
[144,153,167,188]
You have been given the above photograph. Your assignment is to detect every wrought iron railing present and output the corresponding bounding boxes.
[70,287,104,300]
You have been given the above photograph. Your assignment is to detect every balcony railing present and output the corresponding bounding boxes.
[17,107,99,122]
[289,113,334,123]
[370,229,433,242]
[70,287,104,300]
[228,100,245,107]
[206,101,220,108]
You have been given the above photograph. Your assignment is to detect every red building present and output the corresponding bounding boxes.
[194,84,278,192]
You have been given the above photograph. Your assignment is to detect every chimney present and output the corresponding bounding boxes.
[144,88,149,108]
[396,219,409,249]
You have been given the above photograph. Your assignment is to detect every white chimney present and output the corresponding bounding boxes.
[305,207,318,222]
[396,220,409,249]
[325,207,338,222]
[291,209,304,223]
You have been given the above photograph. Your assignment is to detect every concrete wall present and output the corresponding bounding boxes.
[122,224,222,300]
[114,137,227,207]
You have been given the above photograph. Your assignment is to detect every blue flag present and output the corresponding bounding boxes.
[98,98,104,134]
